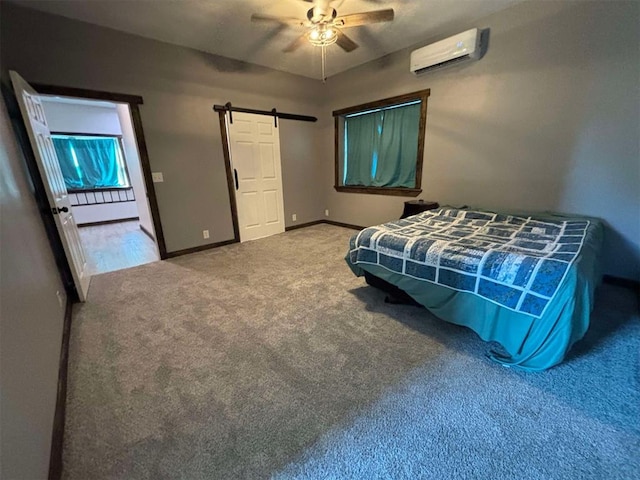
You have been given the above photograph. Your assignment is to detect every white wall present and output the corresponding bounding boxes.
[41,99,144,225]
[40,99,121,134]
[71,200,139,224]
[116,103,155,237]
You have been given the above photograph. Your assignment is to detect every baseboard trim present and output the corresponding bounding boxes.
[165,239,238,258]
[285,220,325,231]
[287,219,364,231]
[77,217,139,228]
[323,220,365,231]
[139,224,155,242]
[48,296,73,480]
[164,220,361,258]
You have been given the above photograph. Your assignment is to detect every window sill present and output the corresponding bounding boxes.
[334,185,422,197]
[68,186,132,194]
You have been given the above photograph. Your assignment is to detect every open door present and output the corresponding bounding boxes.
[226,111,285,242]
[10,71,91,301]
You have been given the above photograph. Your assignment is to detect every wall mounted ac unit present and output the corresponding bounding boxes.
[410,28,482,75]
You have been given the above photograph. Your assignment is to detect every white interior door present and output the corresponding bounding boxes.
[227,112,285,242]
[10,71,91,301]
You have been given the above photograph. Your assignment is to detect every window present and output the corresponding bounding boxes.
[51,134,130,192]
[333,89,430,196]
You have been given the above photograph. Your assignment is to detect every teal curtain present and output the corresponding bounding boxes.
[52,137,128,190]
[373,103,420,188]
[54,140,84,189]
[343,102,421,188]
[344,111,381,186]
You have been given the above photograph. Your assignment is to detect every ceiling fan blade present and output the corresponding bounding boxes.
[334,9,394,28]
[335,30,358,52]
[251,13,303,27]
[283,34,308,53]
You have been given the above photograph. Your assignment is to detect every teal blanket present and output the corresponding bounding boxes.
[346,209,603,371]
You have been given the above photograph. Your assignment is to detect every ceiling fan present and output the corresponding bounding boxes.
[251,0,394,80]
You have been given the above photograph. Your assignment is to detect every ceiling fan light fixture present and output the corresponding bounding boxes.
[307,25,338,47]
[251,5,394,82]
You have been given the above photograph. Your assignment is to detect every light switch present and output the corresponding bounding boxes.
[152,172,164,183]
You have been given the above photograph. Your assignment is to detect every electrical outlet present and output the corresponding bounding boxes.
[292,213,297,221]
[203,230,210,239]
[325,209,329,217]
[152,172,164,183]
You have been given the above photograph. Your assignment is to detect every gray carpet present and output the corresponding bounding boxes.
[64,224,640,480]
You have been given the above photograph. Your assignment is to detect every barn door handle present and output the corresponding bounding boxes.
[234,169,239,190]
[51,206,69,214]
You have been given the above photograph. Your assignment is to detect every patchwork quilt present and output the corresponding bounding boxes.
[348,208,590,318]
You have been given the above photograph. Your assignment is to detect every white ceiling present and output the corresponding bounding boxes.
[14,0,524,80]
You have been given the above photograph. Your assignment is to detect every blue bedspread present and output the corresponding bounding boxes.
[346,208,603,371]
[349,208,590,319]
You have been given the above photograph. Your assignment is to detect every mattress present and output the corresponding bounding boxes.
[346,208,604,371]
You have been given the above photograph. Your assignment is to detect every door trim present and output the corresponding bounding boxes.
[217,110,240,243]
[31,83,168,259]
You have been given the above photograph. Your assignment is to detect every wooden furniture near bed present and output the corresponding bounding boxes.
[401,199,439,218]
[346,207,604,371]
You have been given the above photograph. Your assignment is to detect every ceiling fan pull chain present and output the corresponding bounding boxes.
[321,44,327,84]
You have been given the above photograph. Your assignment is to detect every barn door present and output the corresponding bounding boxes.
[10,71,90,301]
[227,111,285,242]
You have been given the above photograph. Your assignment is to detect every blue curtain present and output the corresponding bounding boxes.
[52,137,128,190]
[54,139,84,189]
[343,102,421,188]
[373,103,420,188]
[344,111,382,186]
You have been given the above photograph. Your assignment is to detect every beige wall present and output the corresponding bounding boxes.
[0,2,325,253]
[320,1,640,281]
[0,93,67,479]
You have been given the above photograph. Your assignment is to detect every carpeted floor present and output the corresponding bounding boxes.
[64,225,640,480]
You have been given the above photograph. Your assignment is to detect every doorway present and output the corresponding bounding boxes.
[40,96,159,275]
[9,73,167,300]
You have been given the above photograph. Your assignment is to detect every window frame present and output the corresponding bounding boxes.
[332,89,430,197]
[50,132,132,193]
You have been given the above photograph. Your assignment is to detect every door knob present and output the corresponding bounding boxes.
[51,206,69,214]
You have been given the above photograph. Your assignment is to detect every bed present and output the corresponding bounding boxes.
[346,207,604,371]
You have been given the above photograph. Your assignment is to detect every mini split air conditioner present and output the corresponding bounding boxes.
[410,28,482,75]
